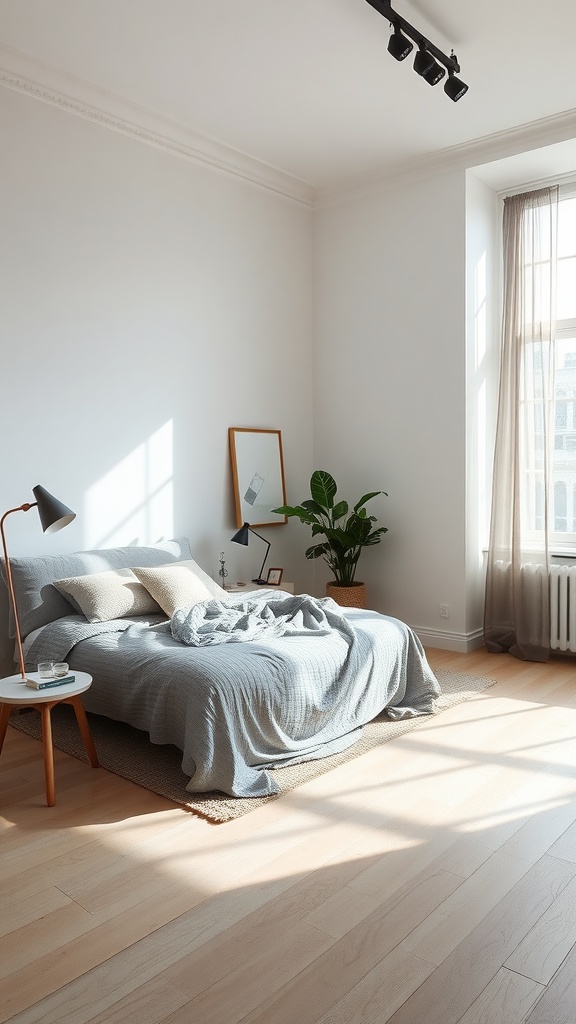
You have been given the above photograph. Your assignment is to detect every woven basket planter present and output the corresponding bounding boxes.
[325,581,366,609]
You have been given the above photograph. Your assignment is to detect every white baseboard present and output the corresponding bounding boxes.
[413,626,485,654]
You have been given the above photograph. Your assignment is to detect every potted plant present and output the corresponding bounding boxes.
[272,470,388,607]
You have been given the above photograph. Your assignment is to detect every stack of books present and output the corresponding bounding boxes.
[26,674,76,690]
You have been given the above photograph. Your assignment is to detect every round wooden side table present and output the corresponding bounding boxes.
[0,670,99,806]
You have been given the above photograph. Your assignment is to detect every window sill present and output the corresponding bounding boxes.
[482,548,576,559]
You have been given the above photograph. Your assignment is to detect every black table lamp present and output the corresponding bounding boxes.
[1,485,76,682]
[231,522,271,584]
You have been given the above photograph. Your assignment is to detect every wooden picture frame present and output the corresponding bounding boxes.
[266,567,283,586]
[229,428,287,528]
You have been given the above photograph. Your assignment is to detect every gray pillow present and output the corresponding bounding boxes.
[1,537,191,638]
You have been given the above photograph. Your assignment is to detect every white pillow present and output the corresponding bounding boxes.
[53,569,162,622]
[131,559,227,617]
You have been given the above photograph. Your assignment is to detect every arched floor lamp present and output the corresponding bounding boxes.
[1,485,76,682]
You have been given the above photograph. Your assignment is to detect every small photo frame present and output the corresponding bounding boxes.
[266,567,283,586]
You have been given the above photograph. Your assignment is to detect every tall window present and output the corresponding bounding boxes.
[485,185,576,660]
[551,195,576,540]
[527,194,576,545]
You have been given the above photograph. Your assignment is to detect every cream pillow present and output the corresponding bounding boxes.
[53,569,162,622]
[131,559,226,616]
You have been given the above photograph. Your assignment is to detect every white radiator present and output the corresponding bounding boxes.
[550,565,576,652]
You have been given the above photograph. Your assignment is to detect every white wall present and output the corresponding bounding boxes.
[314,171,475,647]
[0,88,315,591]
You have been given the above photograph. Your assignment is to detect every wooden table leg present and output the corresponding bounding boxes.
[0,703,12,756]
[69,696,99,767]
[40,703,56,807]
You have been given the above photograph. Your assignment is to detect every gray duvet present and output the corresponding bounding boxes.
[26,592,440,798]
[171,592,342,645]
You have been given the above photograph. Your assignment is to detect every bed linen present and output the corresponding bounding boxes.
[25,593,440,798]
[170,591,338,645]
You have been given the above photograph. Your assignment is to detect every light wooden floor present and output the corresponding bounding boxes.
[2,647,576,1024]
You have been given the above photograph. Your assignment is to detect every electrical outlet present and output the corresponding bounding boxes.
[440,604,449,619]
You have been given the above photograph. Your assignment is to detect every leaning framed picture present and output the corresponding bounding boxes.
[266,567,283,586]
[229,428,287,528]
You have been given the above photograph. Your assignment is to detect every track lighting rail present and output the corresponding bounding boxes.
[364,0,468,99]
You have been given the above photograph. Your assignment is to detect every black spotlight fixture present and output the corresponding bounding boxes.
[413,42,435,78]
[444,69,469,102]
[365,0,468,100]
[387,22,412,61]
[422,54,446,86]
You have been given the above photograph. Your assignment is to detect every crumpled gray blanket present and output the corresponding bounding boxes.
[171,592,340,646]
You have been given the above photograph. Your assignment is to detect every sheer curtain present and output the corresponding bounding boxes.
[484,185,559,661]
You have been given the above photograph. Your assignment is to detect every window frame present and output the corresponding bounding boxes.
[519,188,576,553]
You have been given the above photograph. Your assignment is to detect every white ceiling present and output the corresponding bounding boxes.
[2,0,576,190]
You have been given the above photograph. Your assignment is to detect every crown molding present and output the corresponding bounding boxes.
[316,106,576,208]
[0,43,315,208]
[3,41,575,213]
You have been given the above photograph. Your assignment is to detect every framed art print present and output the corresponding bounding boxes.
[266,567,283,586]
[229,428,287,528]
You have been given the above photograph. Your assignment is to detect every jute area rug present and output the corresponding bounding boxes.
[9,669,495,823]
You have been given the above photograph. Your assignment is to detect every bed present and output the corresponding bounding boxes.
[1,538,441,798]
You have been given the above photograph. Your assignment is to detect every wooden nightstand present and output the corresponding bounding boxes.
[0,671,99,806]
[225,582,295,595]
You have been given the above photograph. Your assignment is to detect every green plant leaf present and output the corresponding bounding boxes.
[301,499,326,516]
[327,527,356,550]
[353,491,387,512]
[272,504,320,526]
[346,515,372,545]
[310,471,337,510]
[364,527,388,545]
[305,543,330,559]
[271,505,302,517]
[332,500,348,521]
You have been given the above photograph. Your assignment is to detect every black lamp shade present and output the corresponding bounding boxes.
[32,484,76,534]
[413,44,436,77]
[423,60,445,85]
[387,26,413,61]
[231,522,250,546]
[444,73,468,101]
